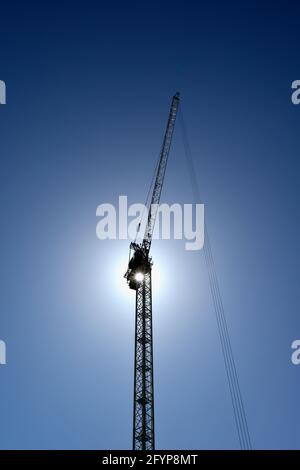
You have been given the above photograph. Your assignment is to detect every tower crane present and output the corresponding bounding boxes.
[125,92,180,450]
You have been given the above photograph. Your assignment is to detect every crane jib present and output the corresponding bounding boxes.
[143,92,180,253]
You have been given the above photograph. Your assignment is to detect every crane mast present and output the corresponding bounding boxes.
[125,93,180,450]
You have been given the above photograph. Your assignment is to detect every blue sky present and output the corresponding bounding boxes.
[0,0,299,449]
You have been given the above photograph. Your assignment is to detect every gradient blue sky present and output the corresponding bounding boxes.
[0,0,300,450]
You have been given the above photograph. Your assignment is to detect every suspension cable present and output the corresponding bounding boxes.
[179,108,252,450]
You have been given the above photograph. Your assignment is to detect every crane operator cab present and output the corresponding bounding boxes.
[124,242,152,290]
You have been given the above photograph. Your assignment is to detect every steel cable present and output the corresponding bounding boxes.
[179,108,252,450]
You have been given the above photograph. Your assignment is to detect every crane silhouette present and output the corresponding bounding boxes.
[124,93,252,450]
[125,93,180,450]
